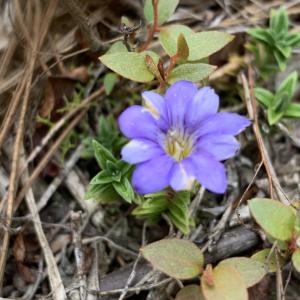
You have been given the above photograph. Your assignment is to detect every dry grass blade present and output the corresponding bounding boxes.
[20,151,67,300]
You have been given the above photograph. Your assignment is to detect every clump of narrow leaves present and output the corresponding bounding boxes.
[85,140,134,203]
[82,115,126,159]
[133,190,191,235]
[255,71,300,125]
[248,7,300,74]
[141,238,268,300]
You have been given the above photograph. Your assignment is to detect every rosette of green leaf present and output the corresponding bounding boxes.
[85,140,134,203]
[252,249,285,273]
[255,71,300,125]
[218,257,267,287]
[248,198,296,241]
[133,190,191,234]
[248,7,300,71]
[175,285,205,300]
[141,238,204,279]
[201,264,248,300]
[144,0,179,25]
[81,115,126,159]
[99,51,159,82]
[159,25,234,61]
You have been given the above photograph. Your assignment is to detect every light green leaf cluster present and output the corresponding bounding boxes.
[85,140,134,203]
[133,190,191,234]
[255,71,300,125]
[248,7,300,72]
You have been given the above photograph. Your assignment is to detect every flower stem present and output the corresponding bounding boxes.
[165,55,178,78]
[139,0,159,52]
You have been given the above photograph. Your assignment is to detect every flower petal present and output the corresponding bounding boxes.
[195,112,250,137]
[165,80,197,126]
[118,105,159,140]
[169,159,195,191]
[185,87,219,127]
[142,91,168,130]
[121,139,164,164]
[132,155,175,194]
[190,151,227,194]
[196,134,240,161]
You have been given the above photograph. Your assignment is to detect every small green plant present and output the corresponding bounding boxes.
[99,0,233,85]
[133,189,191,234]
[255,71,300,125]
[248,7,300,75]
[141,238,268,300]
[85,140,134,203]
[86,0,240,235]
[81,115,126,159]
[248,198,300,273]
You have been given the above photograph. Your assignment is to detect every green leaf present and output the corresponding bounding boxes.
[275,44,291,59]
[144,0,179,25]
[93,140,116,169]
[284,103,300,118]
[177,33,189,60]
[248,28,274,45]
[277,71,298,99]
[141,238,204,279]
[112,177,135,203]
[286,32,300,47]
[175,285,205,300]
[133,197,168,216]
[99,51,159,82]
[270,8,289,36]
[219,257,267,287]
[103,73,119,95]
[85,183,119,203]
[90,170,114,185]
[292,250,300,273]
[273,49,287,71]
[248,198,296,241]
[251,249,284,273]
[186,31,234,61]
[168,191,191,235]
[201,264,248,300]
[254,87,274,108]
[159,25,194,57]
[267,107,284,125]
[107,41,128,54]
[167,63,216,84]
[272,92,290,113]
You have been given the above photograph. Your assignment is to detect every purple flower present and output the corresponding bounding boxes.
[118,80,250,195]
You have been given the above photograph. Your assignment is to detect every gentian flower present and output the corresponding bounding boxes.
[118,80,250,195]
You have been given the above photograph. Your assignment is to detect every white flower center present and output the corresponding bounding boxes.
[164,128,194,161]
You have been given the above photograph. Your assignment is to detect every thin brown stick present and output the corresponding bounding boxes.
[139,0,159,51]
[21,153,67,300]
[0,42,37,287]
[240,70,289,205]
[15,110,86,210]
